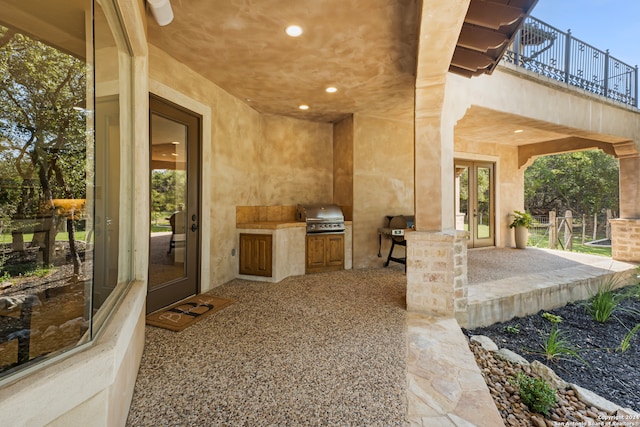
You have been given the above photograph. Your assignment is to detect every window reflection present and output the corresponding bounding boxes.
[477,167,491,239]
[0,0,127,378]
[149,114,188,288]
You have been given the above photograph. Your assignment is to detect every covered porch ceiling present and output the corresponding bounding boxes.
[146,0,538,124]
[146,0,421,123]
[146,0,635,164]
[454,106,636,167]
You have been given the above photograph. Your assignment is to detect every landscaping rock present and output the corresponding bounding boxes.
[464,287,640,413]
[571,384,619,414]
[530,415,546,427]
[468,341,635,427]
[470,335,499,352]
[530,360,569,391]
[617,407,640,420]
[495,348,529,366]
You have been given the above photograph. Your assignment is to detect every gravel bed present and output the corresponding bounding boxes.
[469,341,620,426]
[127,268,407,426]
[465,284,640,424]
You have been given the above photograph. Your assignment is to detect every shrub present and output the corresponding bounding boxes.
[585,282,623,323]
[509,210,535,229]
[512,372,557,415]
[618,323,640,353]
[504,324,520,334]
[539,325,586,365]
[541,312,562,323]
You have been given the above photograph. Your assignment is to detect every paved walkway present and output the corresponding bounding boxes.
[406,313,504,426]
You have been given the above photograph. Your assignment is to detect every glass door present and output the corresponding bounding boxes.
[455,161,494,248]
[148,95,200,314]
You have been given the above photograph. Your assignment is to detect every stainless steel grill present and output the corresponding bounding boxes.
[296,204,345,233]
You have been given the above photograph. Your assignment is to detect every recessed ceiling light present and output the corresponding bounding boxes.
[285,25,303,37]
[325,87,337,93]
[299,104,309,110]
[171,141,180,145]
[171,153,179,156]
[514,129,524,134]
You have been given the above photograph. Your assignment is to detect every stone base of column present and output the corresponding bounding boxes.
[405,230,468,318]
[611,218,640,263]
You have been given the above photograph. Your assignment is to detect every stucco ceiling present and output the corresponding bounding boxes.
[145,0,540,123]
[146,0,420,123]
[455,106,631,147]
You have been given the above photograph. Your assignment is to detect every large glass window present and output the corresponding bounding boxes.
[0,0,131,379]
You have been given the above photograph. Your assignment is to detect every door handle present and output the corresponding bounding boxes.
[191,223,198,232]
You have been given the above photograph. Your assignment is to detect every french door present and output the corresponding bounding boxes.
[147,95,201,314]
[455,161,495,248]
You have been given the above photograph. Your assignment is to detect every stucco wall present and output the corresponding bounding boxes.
[260,114,333,205]
[353,114,414,269]
[149,45,333,290]
[333,115,354,211]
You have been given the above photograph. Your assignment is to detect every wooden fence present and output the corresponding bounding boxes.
[528,209,614,250]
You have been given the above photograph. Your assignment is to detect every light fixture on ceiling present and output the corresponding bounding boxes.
[514,129,524,134]
[148,0,174,26]
[285,25,303,37]
[299,104,309,110]
[325,87,337,93]
[171,141,180,145]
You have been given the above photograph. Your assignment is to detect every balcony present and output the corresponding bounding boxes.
[502,16,638,108]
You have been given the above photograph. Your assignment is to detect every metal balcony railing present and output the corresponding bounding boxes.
[503,16,639,108]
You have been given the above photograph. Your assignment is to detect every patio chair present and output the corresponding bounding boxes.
[167,210,186,254]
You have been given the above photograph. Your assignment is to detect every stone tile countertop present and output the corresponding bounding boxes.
[236,221,352,230]
[236,221,305,230]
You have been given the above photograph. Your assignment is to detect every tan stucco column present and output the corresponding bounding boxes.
[611,155,640,262]
[407,0,470,317]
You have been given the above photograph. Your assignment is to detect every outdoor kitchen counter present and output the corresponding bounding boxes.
[235,221,306,229]
[236,222,352,282]
[236,221,352,229]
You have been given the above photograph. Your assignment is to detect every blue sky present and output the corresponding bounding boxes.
[531,0,640,67]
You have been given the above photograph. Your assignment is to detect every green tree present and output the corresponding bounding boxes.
[524,150,619,217]
[0,26,87,275]
[150,169,187,225]
[0,26,87,213]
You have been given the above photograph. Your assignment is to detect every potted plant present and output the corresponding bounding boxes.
[509,210,534,249]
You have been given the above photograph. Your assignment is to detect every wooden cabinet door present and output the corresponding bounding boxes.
[306,234,344,273]
[306,235,327,272]
[326,234,344,267]
[239,234,272,277]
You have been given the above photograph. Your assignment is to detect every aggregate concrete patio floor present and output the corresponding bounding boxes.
[465,247,638,328]
[127,268,409,426]
[128,248,637,426]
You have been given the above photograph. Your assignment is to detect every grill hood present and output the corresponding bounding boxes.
[296,204,345,233]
